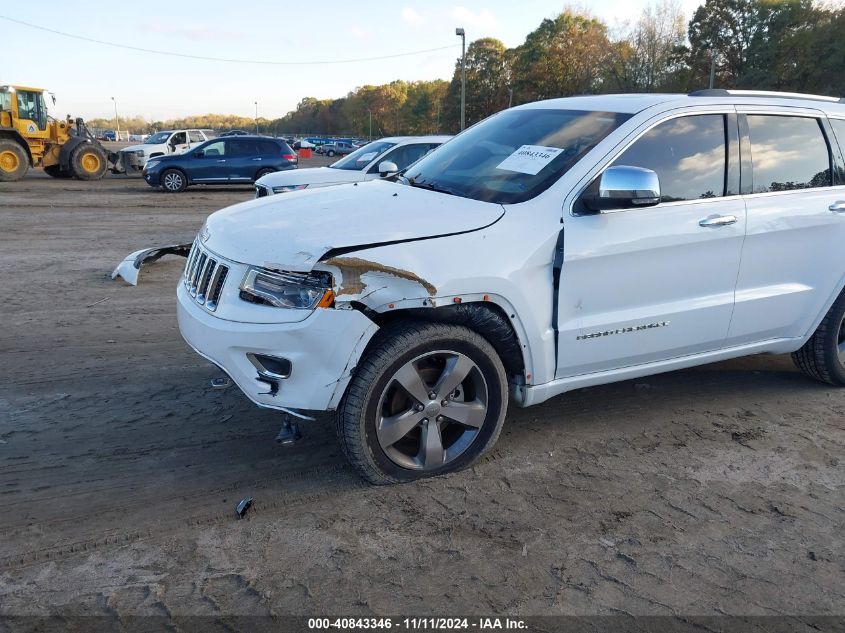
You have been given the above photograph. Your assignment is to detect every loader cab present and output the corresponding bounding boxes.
[1,86,49,133]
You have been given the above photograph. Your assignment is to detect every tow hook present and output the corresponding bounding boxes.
[210,376,233,390]
[275,414,303,445]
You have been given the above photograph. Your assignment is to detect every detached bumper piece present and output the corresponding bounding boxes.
[111,243,191,286]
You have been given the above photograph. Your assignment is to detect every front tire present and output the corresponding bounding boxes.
[336,321,508,484]
[326,150,336,157]
[792,289,845,386]
[160,168,188,193]
[70,143,108,180]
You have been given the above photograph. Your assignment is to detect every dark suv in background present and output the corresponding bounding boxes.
[143,136,298,193]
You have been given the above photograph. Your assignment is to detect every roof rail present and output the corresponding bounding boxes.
[689,88,844,104]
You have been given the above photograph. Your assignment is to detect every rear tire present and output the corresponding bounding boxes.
[70,143,108,180]
[255,167,275,180]
[44,164,71,179]
[336,321,508,485]
[160,168,188,193]
[0,139,29,181]
[792,289,845,386]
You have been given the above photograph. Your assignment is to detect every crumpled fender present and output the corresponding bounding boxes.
[111,243,191,285]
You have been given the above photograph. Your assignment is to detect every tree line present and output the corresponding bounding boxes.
[88,0,845,137]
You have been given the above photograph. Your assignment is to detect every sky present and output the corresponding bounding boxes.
[0,0,703,122]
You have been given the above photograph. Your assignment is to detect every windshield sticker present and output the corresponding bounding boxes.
[357,152,377,163]
[496,145,563,175]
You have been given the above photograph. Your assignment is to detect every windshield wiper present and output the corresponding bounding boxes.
[408,179,458,196]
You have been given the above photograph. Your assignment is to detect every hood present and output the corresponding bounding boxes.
[121,143,147,153]
[256,166,366,189]
[203,179,505,271]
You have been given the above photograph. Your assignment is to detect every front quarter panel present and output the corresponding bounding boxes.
[316,198,563,387]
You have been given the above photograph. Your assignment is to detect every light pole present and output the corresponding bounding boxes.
[111,96,120,139]
[708,49,717,89]
[368,109,372,141]
[508,87,513,108]
[455,27,466,131]
[254,101,259,134]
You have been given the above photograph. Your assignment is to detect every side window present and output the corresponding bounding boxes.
[230,139,260,155]
[612,114,727,202]
[170,132,186,145]
[370,144,430,173]
[188,131,204,143]
[259,140,279,154]
[747,115,831,192]
[202,140,226,156]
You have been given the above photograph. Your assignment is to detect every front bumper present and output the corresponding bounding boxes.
[177,284,378,412]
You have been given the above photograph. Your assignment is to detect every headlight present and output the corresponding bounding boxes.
[145,159,161,170]
[135,150,146,157]
[239,267,334,309]
[272,184,308,193]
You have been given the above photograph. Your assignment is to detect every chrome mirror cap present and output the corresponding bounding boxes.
[583,165,661,212]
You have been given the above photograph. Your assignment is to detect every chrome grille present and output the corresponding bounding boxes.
[183,241,229,312]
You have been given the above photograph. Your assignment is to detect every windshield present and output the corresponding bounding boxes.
[329,140,396,171]
[404,109,631,204]
[146,132,172,144]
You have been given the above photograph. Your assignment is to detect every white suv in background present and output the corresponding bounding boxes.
[178,90,845,484]
[113,128,215,174]
[254,135,451,196]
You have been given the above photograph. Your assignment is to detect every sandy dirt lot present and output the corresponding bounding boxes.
[0,164,843,624]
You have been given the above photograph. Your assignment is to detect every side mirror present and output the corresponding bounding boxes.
[194,150,204,158]
[581,166,661,212]
[378,161,399,176]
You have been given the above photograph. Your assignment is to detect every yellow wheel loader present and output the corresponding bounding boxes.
[0,85,113,182]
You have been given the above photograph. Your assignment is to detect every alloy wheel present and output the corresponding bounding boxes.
[375,350,488,471]
[163,172,183,191]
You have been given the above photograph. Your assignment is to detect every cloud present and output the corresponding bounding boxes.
[402,7,425,26]
[450,6,497,30]
[140,22,244,41]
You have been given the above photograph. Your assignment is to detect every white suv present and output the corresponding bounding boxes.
[113,129,214,173]
[177,90,845,484]
[254,136,451,196]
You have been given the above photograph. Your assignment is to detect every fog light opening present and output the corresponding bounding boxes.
[247,353,292,380]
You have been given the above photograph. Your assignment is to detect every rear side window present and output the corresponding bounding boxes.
[188,131,204,143]
[747,115,831,192]
[230,139,259,155]
[258,140,280,154]
[611,114,727,202]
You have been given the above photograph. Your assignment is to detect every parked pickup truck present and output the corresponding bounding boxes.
[112,128,215,174]
[176,90,845,484]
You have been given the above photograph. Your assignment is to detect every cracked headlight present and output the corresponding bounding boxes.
[239,267,334,309]
[272,184,308,193]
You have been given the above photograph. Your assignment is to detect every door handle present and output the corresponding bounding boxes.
[216,159,226,163]
[251,158,262,161]
[699,214,738,227]
[829,201,845,213]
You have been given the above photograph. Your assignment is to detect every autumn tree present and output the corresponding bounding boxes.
[510,10,612,103]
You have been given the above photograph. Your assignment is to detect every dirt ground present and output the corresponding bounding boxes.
[0,164,843,623]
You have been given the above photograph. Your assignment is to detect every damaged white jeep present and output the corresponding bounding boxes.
[177,90,845,483]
